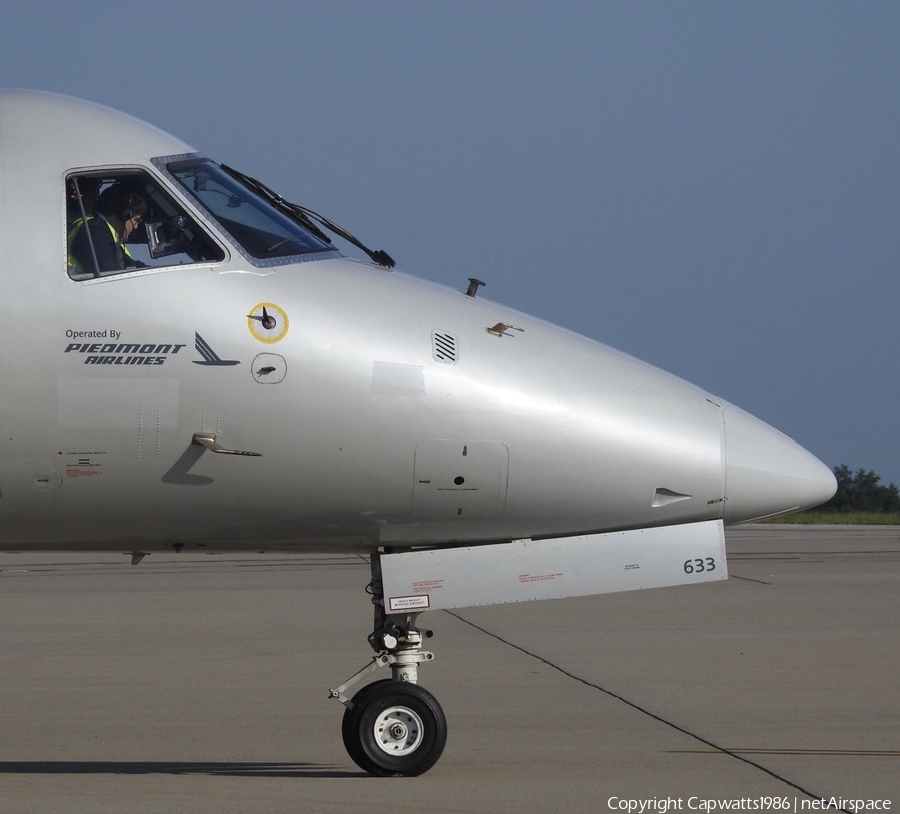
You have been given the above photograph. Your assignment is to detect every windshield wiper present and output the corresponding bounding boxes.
[220,164,395,268]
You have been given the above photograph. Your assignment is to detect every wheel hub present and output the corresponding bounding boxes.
[374,706,424,756]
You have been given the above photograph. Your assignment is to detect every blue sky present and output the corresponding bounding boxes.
[3,1,899,485]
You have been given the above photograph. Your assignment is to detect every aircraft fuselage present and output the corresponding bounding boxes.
[0,90,834,554]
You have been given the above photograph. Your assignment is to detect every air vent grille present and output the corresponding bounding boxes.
[432,331,459,364]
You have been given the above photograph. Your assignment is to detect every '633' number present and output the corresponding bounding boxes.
[683,557,716,574]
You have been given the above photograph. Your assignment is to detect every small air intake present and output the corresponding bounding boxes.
[432,331,459,364]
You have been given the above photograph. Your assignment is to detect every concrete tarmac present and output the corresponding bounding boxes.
[0,526,897,813]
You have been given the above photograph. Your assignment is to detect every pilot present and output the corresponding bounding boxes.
[68,182,150,274]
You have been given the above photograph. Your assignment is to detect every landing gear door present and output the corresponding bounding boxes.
[381,520,728,612]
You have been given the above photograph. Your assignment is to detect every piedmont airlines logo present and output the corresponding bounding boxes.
[193,332,240,366]
[63,332,239,367]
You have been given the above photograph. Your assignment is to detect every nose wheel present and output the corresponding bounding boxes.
[341,680,447,776]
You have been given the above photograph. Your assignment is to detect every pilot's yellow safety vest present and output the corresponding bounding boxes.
[67,215,134,273]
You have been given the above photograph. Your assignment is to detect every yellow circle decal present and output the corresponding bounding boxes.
[247,302,289,344]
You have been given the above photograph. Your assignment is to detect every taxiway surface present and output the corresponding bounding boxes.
[0,526,897,813]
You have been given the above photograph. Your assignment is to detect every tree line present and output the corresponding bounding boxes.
[812,465,900,513]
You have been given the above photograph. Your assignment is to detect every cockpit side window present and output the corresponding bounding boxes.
[166,159,335,261]
[66,169,225,280]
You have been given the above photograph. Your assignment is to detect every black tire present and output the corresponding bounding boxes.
[341,679,393,766]
[342,681,447,776]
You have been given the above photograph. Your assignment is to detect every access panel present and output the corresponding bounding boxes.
[411,440,509,518]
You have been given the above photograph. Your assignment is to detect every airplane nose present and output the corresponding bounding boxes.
[721,400,837,523]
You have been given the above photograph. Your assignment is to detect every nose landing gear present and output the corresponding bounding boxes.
[328,551,448,776]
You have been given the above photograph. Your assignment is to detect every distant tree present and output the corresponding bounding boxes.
[816,465,900,512]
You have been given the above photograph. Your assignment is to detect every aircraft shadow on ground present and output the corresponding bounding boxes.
[0,761,362,778]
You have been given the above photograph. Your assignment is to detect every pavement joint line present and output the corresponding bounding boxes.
[445,609,851,813]
[676,750,900,757]
[729,574,773,585]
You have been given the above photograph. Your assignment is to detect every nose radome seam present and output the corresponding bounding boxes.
[720,400,836,524]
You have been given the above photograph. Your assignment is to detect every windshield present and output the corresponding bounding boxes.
[167,159,336,261]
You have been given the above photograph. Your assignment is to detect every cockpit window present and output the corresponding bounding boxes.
[167,159,335,260]
[66,169,225,280]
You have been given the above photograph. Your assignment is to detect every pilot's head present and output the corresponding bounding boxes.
[96,181,149,238]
